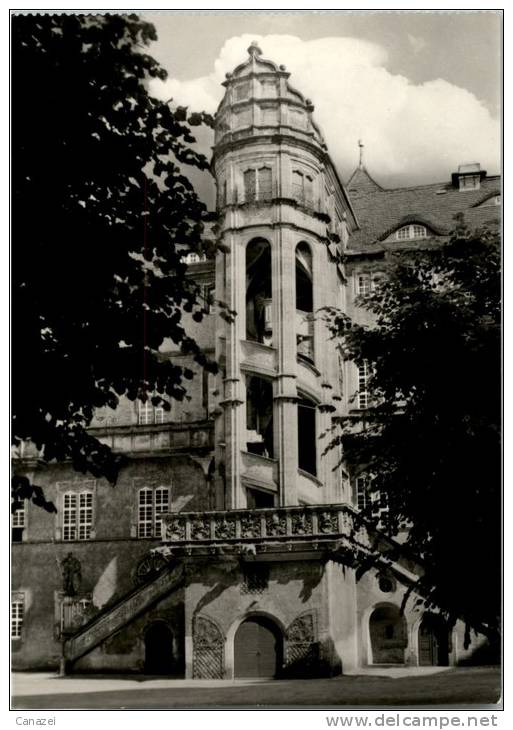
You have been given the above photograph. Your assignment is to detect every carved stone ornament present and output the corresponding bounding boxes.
[318,511,337,534]
[291,511,313,536]
[165,517,185,541]
[240,514,261,539]
[135,553,168,586]
[266,512,287,537]
[287,612,316,644]
[194,616,224,648]
[193,615,224,679]
[214,516,236,540]
[191,517,210,541]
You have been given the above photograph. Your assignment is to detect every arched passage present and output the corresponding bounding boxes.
[418,613,450,666]
[234,615,283,678]
[246,238,272,345]
[144,621,175,675]
[369,605,407,665]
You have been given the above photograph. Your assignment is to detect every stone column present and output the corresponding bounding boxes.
[272,226,299,506]
[220,231,246,509]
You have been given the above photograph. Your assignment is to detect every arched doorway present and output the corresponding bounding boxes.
[369,605,407,664]
[234,616,282,678]
[418,614,450,666]
[144,621,174,675]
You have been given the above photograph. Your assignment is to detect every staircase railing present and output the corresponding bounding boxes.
[64,563,184,664]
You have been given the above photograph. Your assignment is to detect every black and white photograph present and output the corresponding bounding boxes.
[10,7,502,714]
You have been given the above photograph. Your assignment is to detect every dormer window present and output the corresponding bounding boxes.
[395,224,427,241]
[478,194,501,208]
[452,163,485,192]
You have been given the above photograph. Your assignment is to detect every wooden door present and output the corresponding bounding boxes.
[234,617,281,678]
[419,615,449,666]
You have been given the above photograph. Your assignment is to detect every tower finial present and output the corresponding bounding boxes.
[358,139,365,169]
[248,40,262,57]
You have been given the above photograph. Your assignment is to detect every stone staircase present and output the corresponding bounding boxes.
[64,562,184,665]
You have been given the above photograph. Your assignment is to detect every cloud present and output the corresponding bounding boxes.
[149,34,500,186]
[407,33,428,54]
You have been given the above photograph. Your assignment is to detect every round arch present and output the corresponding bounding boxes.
[225,610,286,680]
[246,238,273,345]
[143,619,175,675]
[368,603,408,665]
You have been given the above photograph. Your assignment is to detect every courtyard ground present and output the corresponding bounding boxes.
[11,666,501,710]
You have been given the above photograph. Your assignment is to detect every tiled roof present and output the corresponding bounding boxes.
[346,170,501,253]
[347,167,383,195]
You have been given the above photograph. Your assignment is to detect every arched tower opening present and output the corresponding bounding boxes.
[246,238,272,345]
[295,242,314,363]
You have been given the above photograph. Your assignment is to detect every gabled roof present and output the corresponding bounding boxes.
[346,171,501,253]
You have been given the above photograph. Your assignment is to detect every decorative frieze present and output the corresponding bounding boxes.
[161,504,362,552]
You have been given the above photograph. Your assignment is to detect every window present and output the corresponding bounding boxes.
[356,476,369,511]
[138,487,170,538]
[292,170,314,207]
[355,475,388,518]
[459,174,480,191]
[297,397,317,476]
[234,82,250,101]
[357,361,370,409]
[261,107,278,126]
[63,491,93,541]
[395,224,427,241]
[356,273,383,296]
[138,402,165,425]
[11,594,24,639]
[234,108,251,128]
[12,502,26,542]
[357,274,371,296]
[243,167,272,202]
[260,79,277,97]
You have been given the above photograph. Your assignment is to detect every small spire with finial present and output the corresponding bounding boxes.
[358,139,365,169]
[248,40,263,57]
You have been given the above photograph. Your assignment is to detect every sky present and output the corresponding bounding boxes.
[139,10,501,204]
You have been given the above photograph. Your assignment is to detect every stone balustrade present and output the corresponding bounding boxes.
[161,503,363,549]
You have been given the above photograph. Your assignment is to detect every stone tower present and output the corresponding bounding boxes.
[211,42,358,511]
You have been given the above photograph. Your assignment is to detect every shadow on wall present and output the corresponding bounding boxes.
[457,638,501,666]
[282,636,341,679]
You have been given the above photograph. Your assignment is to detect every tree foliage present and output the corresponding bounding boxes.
[12,14,219,510]
[324,222,501,641]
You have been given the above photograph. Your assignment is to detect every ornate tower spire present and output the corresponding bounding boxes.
[358,139,365,170]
